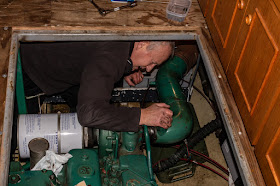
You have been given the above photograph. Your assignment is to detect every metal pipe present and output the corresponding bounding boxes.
[143,125,156,183]
[155,56,194,144]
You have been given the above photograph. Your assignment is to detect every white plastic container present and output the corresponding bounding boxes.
[18,113,83,158]
[166,0,192,22]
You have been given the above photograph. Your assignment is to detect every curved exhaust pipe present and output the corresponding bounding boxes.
[154,45,198,144]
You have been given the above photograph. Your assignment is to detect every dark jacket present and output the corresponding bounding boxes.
[20,42,140,132]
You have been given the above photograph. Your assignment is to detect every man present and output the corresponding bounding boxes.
[20,41,173,132]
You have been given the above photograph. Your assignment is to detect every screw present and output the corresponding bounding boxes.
[50,174,55,180]
[41,169,47,173]
[3,27,8,31]
[2,74,7,78]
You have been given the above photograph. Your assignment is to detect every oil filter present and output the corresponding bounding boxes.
[18,113,83,158]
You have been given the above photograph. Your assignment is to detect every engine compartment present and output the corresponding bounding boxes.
[8,41,233,186]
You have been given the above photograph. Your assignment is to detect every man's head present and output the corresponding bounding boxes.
[130,41,174,72]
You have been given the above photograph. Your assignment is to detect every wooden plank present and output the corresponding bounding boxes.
[0,1,51,27]
[0,0,12,5]
[0,26,12,186]
[0,0,205,28]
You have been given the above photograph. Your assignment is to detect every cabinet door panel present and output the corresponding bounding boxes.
[206,0,249,71]
[227,0,280,145]
[211,0,237,45]
[267,133,280,185]
[197,0,211,17]
[255,94,280,186]
[234,12,278,111]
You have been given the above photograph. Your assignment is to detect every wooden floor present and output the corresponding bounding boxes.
[0,0,265,185]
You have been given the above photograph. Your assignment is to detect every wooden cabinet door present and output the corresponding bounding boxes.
[227,0,280,146]
[206,0,249,71]
[197,0,211,17]
[255,94,280,186]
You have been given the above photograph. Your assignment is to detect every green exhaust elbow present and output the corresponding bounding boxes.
[155,56,194,144]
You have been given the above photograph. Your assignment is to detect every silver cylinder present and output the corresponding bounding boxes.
[28,138,49,169]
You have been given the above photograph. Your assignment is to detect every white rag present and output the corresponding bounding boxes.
[31,150,73,176]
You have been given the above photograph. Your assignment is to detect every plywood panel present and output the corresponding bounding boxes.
[0,0,205,28]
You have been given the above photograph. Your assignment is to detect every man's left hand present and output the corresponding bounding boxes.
[124,70,144,86]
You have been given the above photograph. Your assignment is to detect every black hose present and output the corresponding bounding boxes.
[153,118,222,173]
[188,118,222,149]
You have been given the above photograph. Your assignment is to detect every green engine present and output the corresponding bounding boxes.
[9,130,157,186]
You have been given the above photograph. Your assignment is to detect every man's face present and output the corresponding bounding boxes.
[131,42,172,73]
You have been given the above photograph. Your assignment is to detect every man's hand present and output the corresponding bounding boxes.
[124,70,144,86]
[140,103,173,129]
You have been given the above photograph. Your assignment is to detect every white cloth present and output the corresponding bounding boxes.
[31,150,73,176]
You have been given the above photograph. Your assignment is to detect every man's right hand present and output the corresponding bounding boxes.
[124,70,144,86]
[140,103,173,129]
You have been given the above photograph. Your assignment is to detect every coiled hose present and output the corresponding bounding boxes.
[153,118,222,173]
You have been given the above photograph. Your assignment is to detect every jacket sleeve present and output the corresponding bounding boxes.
[76,47,141,132]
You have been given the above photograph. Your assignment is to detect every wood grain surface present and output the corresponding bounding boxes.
[0,26,12,186]
[0,0,204,27]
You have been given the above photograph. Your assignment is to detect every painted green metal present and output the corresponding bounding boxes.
[121,132,138,152]
[99,130,116,158]
[143,125,157,184]
[9,162,58,185]
[114,132,119,159]
[120,155,156,186]
[155,56,194,144]
[67,149,101,186]
[16,50,27,114]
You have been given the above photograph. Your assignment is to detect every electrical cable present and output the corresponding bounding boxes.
[190,149,229,175]
[181,158,229,181]
[172,145,229,175]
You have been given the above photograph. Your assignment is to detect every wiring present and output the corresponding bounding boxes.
[181,158,229,181]
[152,153,229,181]
[172,145,229,175]
[190,149,229,175]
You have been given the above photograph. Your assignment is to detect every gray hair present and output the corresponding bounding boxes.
[146,41,175,57]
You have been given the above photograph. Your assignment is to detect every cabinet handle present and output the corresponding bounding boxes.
[246,14,252,25]
[238,0,245,10]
